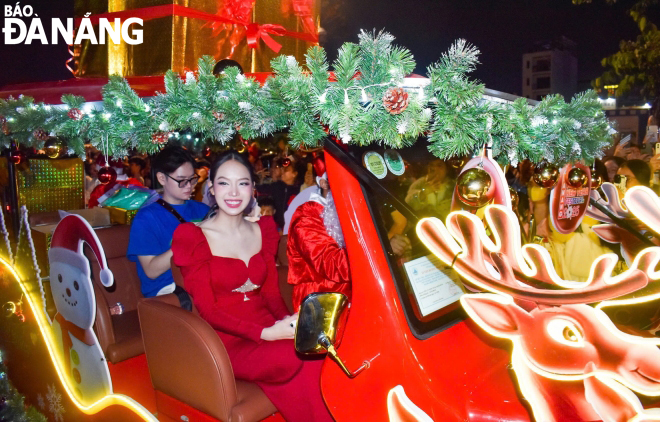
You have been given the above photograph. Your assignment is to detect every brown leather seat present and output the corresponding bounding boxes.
[85,224,145,363]
[138,297,277,422]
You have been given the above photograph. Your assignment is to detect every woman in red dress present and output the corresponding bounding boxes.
[172,151,332,421]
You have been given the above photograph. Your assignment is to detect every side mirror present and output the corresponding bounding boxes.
[295,293,368,378]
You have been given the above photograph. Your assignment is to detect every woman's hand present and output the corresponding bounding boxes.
[261,314,299,341]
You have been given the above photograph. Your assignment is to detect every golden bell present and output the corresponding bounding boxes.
[44,139,63,159]
[456,167,493,207]
[533,163,559,189]
[590,172,603,190]
[567,167,588,188]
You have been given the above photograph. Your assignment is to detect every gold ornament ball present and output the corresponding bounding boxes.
[567,167,588,188]
[533,163,560,189]
[449,157,466,170]
[591,172,603,190]
[456,168,493,207]
[509,187,519,211]
[2,302,16,317]
[44,139,64,159]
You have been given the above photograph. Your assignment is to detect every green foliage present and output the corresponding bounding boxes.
[594,15,660,102]
[0,353,47,422]
[0,31,614,166]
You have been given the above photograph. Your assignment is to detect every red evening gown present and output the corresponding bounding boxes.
[171,216,333,421]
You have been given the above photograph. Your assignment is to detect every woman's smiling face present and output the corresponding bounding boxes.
[210,159,253,216]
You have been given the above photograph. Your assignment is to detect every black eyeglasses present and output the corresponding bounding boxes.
[164,173,199,188]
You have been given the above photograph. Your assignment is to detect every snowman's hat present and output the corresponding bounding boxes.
[48,215,114,287]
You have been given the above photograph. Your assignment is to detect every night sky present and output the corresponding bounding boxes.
[1,0,658,98]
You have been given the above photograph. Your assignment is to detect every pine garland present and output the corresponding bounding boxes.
[0,352,47,422]
[0,30,614,166]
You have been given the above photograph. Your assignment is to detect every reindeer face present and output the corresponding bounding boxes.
[463,295,660,395]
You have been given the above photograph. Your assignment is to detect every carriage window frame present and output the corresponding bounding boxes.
[325,140,466,340]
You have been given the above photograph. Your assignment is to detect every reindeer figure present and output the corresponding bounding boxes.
[417,201,660,422]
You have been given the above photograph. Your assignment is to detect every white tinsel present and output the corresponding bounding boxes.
[286,55,297,68]
[238,102,252,111]
[397,120,409,135]
[185,71,196,84]
[531,116,548,127]
[322,192,345,249]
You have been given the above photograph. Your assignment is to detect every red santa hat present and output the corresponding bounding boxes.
[48,215,114,287]
[312,155,326,177]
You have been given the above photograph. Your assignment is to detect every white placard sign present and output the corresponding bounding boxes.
[403,254,464,316]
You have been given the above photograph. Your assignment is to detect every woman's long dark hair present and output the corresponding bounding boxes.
[205,150,256,219]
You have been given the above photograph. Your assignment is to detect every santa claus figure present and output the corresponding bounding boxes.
[48,215,114,403]
[287,157,351,311]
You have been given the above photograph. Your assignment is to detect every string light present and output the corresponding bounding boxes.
[116,100,122,108]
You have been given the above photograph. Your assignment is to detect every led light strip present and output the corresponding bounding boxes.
[0,257,157,421]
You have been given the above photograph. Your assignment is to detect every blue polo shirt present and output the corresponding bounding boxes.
[127,199,209,297]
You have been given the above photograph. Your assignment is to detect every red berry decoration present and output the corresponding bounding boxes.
[67,108,83,120]
[281,157,292,167]
[33,128,49,141]
[9,150,24,165]
[203,147,212,157]
[213,111,225,121]
[98,166,117,185]
[151,132,169,145]
[382,87,409,115]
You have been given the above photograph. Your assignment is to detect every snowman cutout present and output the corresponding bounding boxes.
[48,214,113,404]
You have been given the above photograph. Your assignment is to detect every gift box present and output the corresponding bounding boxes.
[74,0,320,77]
[106,206,139,225]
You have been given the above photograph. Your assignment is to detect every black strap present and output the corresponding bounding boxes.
[173,285,193,312]
[157,199,187,224]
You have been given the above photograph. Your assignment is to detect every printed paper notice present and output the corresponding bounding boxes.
[403,254,464,316]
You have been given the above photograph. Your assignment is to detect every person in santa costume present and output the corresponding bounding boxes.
[286,157,351,311]
[48,214,114,403]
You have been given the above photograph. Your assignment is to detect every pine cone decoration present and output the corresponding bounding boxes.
[67,108,83,120]
[151,132,169,145]
[1,122,9,136]
[382,87,409,115]
[33,128,49,141]
[213,111,225,121]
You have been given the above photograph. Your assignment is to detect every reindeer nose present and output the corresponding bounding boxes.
[66,288,71,297]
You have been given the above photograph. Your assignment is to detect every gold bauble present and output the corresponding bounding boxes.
[456,168,493,207]
[2,301,16,317]
[449,156,466,169]
[533,163,559,189]
[44,139,64,159]
[509,187,519,211]
[590,173,603,190]
[567,167,588,188]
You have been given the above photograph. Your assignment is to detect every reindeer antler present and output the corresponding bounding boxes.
[418,205,650,305]
[587,183,630,224]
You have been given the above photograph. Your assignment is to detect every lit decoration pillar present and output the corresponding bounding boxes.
[73,0,320,77]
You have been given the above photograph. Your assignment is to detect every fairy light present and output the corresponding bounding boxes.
[102,113,111,120]
[144,105,150,112]
[116,100,122,108]
[319,91,327,103]
[129,120,134,127]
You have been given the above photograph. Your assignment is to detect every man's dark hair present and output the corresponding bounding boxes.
[196,159,211,170]
[257,196,275,208]
[152,146,196,175]
[128,156,146,170]
[213,59,244,76]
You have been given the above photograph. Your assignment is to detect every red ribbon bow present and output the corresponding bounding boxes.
[246,23,286,53]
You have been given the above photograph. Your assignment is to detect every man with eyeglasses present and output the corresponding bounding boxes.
[128,146,210,297]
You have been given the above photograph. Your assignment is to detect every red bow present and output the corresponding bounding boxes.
[246,23,286,53]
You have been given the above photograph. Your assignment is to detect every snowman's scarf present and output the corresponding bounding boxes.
[54,313,96,374]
